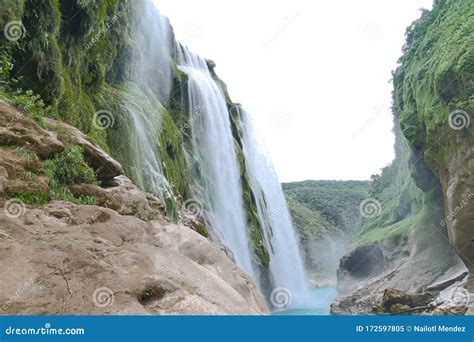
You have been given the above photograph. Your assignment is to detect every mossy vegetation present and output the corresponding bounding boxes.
[44,145,97,205]
[1,0,295,275]
[45,145,96,185]
[393,0,473,168]
[341,0,473,268]
[283,180,371,279]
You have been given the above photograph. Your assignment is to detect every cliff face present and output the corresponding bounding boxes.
[393,0,473,285]
[0,101,268,314]
[282,181,371,285]
[333,0,473,315]
[0,0,278,312]
[0,0,271,274]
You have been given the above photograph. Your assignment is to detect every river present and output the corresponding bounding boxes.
[273,287,337,315]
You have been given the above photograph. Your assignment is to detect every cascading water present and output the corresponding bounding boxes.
[122,1,310,308]
[238,107,310,307]
[121,4,174,205]
[176,44,256,277]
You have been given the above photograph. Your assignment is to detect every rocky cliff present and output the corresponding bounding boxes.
[0,100,267,314]
[283,181,370,286]
[332,0,473,315]
[0,0,274,297]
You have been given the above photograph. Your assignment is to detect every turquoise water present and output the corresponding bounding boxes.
[273,287,337,315]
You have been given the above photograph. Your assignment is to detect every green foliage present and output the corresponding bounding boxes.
[43,145,97,205]
[45,145,96,185]
[353,128,424,246]
[284,180,371,232]
[283,180,371,279]
[393,0,473,166]
[7,88,49,125]
[10,191,49,206]
[15,145,37,162]
[22,170,36,181]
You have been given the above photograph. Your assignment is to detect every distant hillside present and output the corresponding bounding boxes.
[282,180,371,282]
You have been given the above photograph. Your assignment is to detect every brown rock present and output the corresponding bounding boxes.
[0,101,64,158]
[44,118,123,181]
[0,146,49,195]
[0,201,268,315]
[70,176,165,222]
[439,142,474,282]
[382,288,414,309]
[389,303,411,312]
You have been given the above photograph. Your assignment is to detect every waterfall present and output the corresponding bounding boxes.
[238,107,310,308]
[122,1,309,308]
[122,4,174,204]
[176,44,256,277]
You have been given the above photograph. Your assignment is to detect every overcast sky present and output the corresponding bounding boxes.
[154,0,433,182]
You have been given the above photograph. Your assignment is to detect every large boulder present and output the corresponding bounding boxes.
[439,141,474,289]
[0,200,267,315]
[0,101,123,182]
[44,118,123,181]
[0,101,63,158]
[69,176,165,222]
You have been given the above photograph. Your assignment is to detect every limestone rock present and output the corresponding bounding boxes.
[0,201,268,315]
[0,146,49,196]
[69,176,165,222]
[44,118,123,181]
[382,288,414,310]
[0,101,63,158]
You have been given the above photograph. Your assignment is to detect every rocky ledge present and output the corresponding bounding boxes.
[0,101,267,315]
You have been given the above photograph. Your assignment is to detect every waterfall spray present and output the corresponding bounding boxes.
[238,107,310,308]
[176,44,256,278]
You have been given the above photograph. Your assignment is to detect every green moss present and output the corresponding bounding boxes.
[22,170,36,181]
[393,0,474,169]
[9,191,49,206]
[195,224,209,238]
[15,145,38,165]
[45,145,96,185]
[43,145,97,205]
[158,110,188,201]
